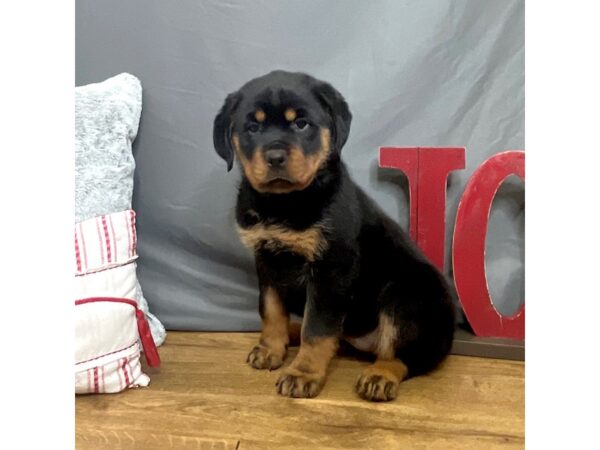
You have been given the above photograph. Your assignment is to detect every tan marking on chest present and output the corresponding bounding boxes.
[237,224,327,261]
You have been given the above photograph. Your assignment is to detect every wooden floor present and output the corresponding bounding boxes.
[76,332,524,449]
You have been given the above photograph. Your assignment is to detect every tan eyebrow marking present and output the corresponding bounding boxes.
[255,109,266,122]
[284,108,297,122]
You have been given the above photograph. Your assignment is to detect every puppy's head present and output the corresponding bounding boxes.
[213,70,352,194]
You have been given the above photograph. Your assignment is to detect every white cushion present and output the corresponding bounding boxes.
[74,210,160,394]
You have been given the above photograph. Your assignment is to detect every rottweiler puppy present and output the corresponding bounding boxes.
[212,70,455,401]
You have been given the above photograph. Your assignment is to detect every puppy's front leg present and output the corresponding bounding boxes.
[247,285,289,370]
[276,273,346,398]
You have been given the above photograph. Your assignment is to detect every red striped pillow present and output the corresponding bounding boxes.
[75,210,159,394]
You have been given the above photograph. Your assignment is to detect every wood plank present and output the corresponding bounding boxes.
[76,332,524,449]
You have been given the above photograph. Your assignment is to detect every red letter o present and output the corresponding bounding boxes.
[452,151,525,339]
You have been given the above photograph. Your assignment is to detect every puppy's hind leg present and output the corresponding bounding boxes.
[355,312,408,402]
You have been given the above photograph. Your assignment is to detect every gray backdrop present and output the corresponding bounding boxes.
[76,0,524,331]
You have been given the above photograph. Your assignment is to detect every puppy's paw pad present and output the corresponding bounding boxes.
[355,373,399,402]
[246,345,284,370]
[275,370,324,398]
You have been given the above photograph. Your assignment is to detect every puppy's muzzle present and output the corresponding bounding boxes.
[263,141,296,187]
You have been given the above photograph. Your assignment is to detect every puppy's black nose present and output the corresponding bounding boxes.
[265,149,288,168]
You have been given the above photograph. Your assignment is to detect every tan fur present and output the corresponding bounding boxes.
[232,134,269,189]
[232,129,332,194]
[356,359,408,402]
[292,336,338,373]
[376,313,398,359]
[260,287,289,350]
[352,314,406,402]
[237,223,328,262]
[276,336,338,397]
[284,108,297,121]
[360,360,408,383]
[247,287,289,370]
[286,145,308,184]
[255,109,266,122]
[286,128,331,189]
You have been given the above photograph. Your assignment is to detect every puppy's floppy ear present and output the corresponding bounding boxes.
[213,91,242,171]
[312,81,352,153]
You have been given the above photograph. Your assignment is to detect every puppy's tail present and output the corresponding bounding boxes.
[289,321,302,346]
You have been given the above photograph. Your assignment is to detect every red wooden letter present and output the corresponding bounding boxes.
[379,147,465,271]
[452,151,525,339]
[417,148,466,271]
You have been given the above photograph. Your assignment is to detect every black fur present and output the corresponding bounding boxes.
[214,70,455,378]
[213,92,243,171]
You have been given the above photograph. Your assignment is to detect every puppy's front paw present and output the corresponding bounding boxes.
[275,368,325,398]
[355,371,399,402]
[246,345,285,370]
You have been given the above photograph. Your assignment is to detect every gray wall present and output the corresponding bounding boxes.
[76,0,524,330]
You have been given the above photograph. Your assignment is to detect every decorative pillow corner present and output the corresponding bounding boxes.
[75,73,166,394]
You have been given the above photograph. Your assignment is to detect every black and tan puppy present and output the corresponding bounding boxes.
[213,70,455,401]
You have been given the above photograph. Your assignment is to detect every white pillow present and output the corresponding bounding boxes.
[74,210,160,393]
[75,72,165,346]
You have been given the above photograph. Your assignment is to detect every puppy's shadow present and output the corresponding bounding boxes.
[372,161,411,231]
[374,161,460,211]
[376,165,410,193]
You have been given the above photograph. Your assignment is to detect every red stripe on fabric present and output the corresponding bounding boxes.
[75,341,138,366]
[95,218,105,265]
[108,215,118,261]
[78,223,88,271]
[73,260,136,278]
[101,366,105,393]
[127,360,135,384]
[74,229,82,272]
[122,358,130,386]
[75,297,137,308]
[129,211,137,256]
[101,216,112,263]
[124,213,132,258]
[93,367,99,393]
[87,368,91,393]
[116,359,124,391]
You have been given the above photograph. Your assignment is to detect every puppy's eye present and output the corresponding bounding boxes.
[292,118,309,131]
[246,122,260,134]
